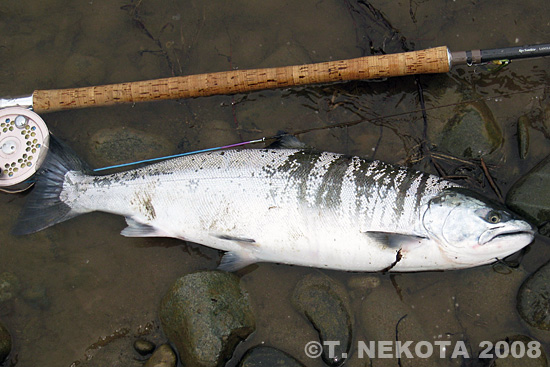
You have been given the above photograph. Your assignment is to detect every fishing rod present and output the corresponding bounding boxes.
[0,43,549,191]
[1,44,550,113]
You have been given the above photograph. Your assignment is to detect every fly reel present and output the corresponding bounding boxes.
[0,107,49,193]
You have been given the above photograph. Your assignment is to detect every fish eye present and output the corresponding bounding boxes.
[486,211,501,224]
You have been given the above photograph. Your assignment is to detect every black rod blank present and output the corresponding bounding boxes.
[451,43,550,66]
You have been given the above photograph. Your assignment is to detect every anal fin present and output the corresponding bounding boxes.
[218,251,257,272]
[121,217,168,238]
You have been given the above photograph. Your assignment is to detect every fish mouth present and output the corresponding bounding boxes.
[479,226,535,246]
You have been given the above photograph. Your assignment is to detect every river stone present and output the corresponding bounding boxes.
[239,346,306,367]
[0,321,11,363]
[144,344,177,367]
[439,101,502,158]
[517,260,550,330]
[506,154,550,233]
[89,127,173,167]
[292,273,352,367]
[159,270,255,367]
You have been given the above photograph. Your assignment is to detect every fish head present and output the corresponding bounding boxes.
[422,188,535,267]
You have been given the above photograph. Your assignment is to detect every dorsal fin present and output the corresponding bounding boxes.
[266,133,307,149]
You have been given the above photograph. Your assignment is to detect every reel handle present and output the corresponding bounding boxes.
[32,46,450,113]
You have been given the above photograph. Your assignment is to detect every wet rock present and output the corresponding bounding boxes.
[144,344,177,367]
[479,335,547,367]
[506,154,550,232]
[0,321,11,364]
[517,260,550,330]
[134,338,156,356]
[21,284,50,310]
[239,346,306,367]
[292,273,352,367]
[439,101,502,158]
[0,272,20,303]
[159,270,255,367]
[89,127,173,167]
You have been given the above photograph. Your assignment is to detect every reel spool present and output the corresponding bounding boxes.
[0,107,49,193]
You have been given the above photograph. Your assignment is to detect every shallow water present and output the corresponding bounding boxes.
[1,0,550,366]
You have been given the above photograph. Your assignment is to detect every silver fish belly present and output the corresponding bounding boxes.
[14,137,535,272]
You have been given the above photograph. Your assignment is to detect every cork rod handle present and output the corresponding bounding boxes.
[32,46,450,113]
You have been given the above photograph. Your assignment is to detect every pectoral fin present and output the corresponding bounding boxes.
[364,231,428,250]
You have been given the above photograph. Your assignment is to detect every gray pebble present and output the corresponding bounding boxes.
[134,338,156,356]
[144,344,177,367]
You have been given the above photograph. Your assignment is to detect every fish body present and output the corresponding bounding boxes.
[14,137,535,272]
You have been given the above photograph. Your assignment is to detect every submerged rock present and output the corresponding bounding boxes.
[425,76,503,159]
[506,154,550,235]
[439,101,502,158]
[517,260,550,330]
[239,346,306,367]
[292,273,352,367]
[144,344,177,367]
[0,321,11,364]
[159,271,255,367]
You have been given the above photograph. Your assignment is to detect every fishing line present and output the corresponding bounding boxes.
[93,137,268,172]
[91,84,549,172]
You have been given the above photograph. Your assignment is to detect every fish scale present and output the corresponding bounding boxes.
[14,137,535,272]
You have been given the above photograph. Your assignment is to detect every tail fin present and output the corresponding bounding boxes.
[13,135,92,235]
